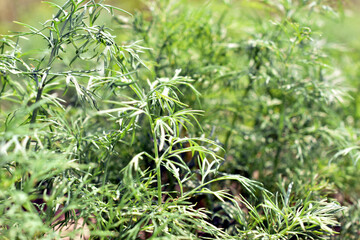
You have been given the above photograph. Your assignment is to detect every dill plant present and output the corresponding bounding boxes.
[0,0,354,239]
[123,0,358,239]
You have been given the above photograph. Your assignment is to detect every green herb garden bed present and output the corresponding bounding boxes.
[1,0,359,239]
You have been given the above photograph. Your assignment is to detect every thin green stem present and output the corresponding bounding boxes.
[146,104,162,205]
[274,96,285,172]
[156,160,162,204]
[30,75,43,124]
[151,126,162,205]
[224,112,237,151]
[0,74,8,97]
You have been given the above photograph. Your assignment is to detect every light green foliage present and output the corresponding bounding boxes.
[125,0,358,238]
[128,0,353,176]
[0,0,358,239]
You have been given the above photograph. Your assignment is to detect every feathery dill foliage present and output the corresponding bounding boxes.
[0,0,355,239]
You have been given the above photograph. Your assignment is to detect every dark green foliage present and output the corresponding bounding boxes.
[0,0,358,239]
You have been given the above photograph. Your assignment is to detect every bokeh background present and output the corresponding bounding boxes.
[0,0,143,34]
[1,0,359,35]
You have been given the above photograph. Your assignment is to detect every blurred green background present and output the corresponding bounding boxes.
[0,0,143,34]
[1,0,360,36]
